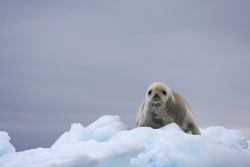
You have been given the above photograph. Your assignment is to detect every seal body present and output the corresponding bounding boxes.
[136,82,201,135]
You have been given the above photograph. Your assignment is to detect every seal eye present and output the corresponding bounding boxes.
[162,90,166,95]
[148,90,152,95]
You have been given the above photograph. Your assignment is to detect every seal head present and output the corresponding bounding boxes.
[146,82,173,108]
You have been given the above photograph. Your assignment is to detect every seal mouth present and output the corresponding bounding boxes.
[152,99,160,103]
[150,97,161,103]
[152,94,161,102]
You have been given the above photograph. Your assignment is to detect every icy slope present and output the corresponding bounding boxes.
[0,131,15,157]
[0,115,249,167]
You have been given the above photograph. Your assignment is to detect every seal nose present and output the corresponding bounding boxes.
[154,93,159,97]
[153,93,160,101]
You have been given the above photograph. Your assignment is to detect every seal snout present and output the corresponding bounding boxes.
[152,93,161,102]
[153,93,159,98]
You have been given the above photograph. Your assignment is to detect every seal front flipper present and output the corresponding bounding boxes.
[189,123,201,135]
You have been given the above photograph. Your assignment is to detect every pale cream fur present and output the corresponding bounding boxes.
[136,82,201,135]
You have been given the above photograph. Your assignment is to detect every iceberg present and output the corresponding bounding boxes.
[0,115,249,167]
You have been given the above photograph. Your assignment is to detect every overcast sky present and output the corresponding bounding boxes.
[1,1,250,152]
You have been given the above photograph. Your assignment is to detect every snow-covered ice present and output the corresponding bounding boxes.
[0,115,250,167]
[0,131,15,157]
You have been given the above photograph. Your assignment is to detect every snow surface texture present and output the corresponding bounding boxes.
[0,115,250,167]
[0,131,15,157]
